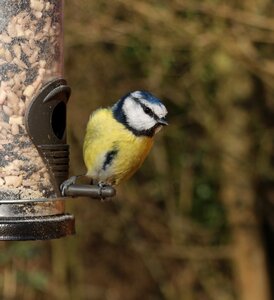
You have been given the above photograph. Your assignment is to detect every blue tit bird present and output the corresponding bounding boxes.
[83,90,168,186]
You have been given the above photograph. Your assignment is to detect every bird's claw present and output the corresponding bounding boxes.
[98,182,112,201]
[60,176,78,196]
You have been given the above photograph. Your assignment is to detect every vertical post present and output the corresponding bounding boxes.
[220,107,270,300]
[0,0,75,240]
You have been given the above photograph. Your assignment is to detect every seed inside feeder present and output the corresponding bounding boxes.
[0,0,63,200]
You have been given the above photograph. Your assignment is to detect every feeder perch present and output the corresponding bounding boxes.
[0,0,75,240]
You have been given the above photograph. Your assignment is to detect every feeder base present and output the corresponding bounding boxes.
[0,214,75,241]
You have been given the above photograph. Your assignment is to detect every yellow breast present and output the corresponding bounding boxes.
[83,108,154,185]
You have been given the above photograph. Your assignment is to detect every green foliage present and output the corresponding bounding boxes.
[192,179,226,233]
[17,270,48,291]
[0,242,41,264]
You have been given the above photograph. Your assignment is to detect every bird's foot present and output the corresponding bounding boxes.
[98,182,113,201]
[60,175,78,196]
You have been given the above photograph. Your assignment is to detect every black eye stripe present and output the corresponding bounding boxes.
[144,106,153,115]
[131,96,159,120]
[140,103,158,119]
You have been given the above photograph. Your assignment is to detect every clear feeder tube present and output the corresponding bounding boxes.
[0,0,63,202]
[0,0,74,239]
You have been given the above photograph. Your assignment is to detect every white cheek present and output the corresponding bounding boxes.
[127,112,156,131]
[123,99,157,131]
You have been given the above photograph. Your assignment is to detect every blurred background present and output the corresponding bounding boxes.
[1,0,274,299]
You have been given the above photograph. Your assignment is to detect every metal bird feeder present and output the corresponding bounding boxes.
[0,0,75,240]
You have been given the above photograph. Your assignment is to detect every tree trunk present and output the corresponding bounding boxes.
[219,106,270,300]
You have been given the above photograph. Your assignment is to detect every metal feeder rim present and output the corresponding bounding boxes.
[0,198,65,204]
[0,214,75,241]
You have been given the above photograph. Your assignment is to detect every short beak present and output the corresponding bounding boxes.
[157,117,168,126]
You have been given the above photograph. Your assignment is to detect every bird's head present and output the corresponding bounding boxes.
[112,91,168,137]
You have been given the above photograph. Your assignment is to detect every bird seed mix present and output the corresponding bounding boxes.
[0,0,63,200]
